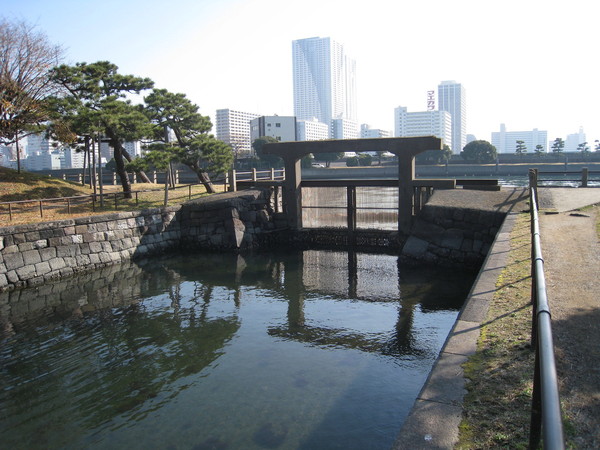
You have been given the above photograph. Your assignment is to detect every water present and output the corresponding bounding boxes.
[0,250,475,449]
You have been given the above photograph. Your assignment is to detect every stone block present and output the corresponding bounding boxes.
[16,265,36,280]
[17,242,35,252]
[402,236,430,259]
[4,252,24,271]
[33,239,48,249]
[35,261,51,276]
[60,267,74,277]
[76,255,91,266]
[7,270,19,283]
[22,249,42,265]
[57,245,79,258]
[0,273,7,288]
[99,252,112,264]
[12,233,26,244]
[75,225,88,234]
[2,244,18,254]
[64,226,75,236]
[441,228,464,250]
[39,247,57,261]
[25,231,41,241]
[49,258,66,271]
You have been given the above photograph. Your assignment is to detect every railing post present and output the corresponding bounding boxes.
[229,169,237,192]
[271,167,275,180]
[39,200,43,218]
[153,171,157,184]
[582,167,588,187]
[113,173,117,185]
[252,168,257,182]
[347,185,356,236]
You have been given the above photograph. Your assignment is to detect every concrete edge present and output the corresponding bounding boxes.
[392,212,519,449]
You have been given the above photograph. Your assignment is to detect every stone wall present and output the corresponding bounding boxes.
[0,190,276,292]
[401,203,506,268]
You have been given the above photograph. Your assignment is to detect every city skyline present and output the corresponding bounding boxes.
[2,0,598,146]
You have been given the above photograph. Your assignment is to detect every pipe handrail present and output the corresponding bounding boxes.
[528,169,565,449]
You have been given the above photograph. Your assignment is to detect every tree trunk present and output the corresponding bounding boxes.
[111,139,133,199]
[120,147,151,183]
[15,135,21,174]
[193,166,216,193]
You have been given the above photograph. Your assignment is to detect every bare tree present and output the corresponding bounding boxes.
[0,18,64,172]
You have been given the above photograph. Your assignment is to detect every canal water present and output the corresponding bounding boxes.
[0,250,475,449]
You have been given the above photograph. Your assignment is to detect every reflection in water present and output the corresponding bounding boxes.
[0,250,475,449]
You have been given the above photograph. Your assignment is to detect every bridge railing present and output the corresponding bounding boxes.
[527,169,565,449]
[234,172,454,231]
[535,167,599,187]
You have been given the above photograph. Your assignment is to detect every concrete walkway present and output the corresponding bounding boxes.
[393,187,600,449]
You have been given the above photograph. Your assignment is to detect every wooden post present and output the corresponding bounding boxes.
[582,168,588,187]
[229,169,237,192]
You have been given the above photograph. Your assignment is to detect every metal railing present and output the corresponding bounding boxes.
[536,167,600,187]
[528,169,565,449]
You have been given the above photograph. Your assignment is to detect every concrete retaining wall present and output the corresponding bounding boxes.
[0,190,276,291]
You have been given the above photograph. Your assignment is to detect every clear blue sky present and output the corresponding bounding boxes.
[3,0,598,146]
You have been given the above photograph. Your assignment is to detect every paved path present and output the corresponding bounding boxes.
[538,189,600,448]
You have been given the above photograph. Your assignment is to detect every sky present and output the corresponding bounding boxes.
[3,0,599,146]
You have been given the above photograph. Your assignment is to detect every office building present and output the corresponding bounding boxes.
[331,118,359,140]
[360,124,392,139]
[438,80,466,153]
[250,116,297,144]
[564,127,586,152]
[296,119,329,141]
[292,37,357,135]
[215,108,260,157]
[491,124,548,154]
[394,107,452,147]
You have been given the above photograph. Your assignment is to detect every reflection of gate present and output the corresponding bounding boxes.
[261,137,455,233]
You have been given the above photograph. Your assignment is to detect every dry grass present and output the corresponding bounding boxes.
[0,167,223,226]
[457,213,536,449]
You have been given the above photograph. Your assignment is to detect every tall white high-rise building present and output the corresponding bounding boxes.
[491,124,548,154]
[394,106,452,147]
[215,109,260,157]
[438,80,466,153]
[292,37,357,135]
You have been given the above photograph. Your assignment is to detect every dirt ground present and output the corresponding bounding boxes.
[538,188,600,448]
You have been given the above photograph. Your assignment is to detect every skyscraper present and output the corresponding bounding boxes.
[292,37,357,135]
[438,80,466,153]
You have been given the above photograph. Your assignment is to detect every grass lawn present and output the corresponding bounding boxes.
[0,167,222,226]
